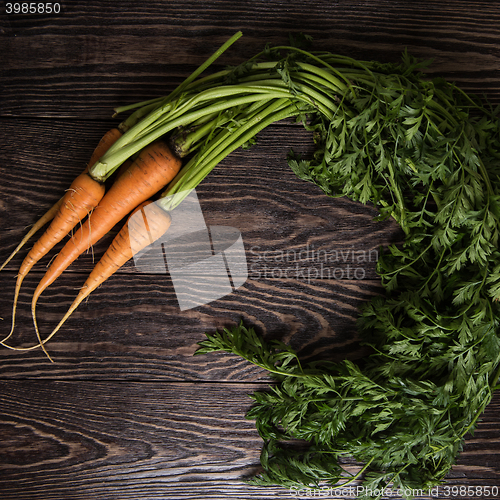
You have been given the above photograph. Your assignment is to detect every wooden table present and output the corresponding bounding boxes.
[1,2,499,499]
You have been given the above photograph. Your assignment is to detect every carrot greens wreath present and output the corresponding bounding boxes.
[196,36,500,498]
[2,32,500,498]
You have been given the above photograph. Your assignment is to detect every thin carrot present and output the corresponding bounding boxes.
[86,128,124,170]
[0,127,122,273]
[8,173,104,352]
[1,127,122,347]
[30,139,182,357]
[36,201,172,349]
[0,197,64,273]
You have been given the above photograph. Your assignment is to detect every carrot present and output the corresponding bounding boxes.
[86,128,123,170]
[0,127,122,274]
[36,201,172,350]
[7,173,105,352]
[1,127,122,347]
[30,139,181,357]
[113,158,134,180]
[0,197,64,273]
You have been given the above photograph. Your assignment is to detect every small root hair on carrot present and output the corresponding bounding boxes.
[46,252,59,269]
[31,297,54,363]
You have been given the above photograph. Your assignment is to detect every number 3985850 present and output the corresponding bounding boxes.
[6,3,61,14]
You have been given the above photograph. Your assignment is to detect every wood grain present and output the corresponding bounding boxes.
[0,270,381,379]
[0,381,499,500]
[3,0,500,118]
[0,380,280,500]
[2,1,500,497]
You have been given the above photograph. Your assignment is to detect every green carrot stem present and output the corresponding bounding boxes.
[250,44,355,96]
[179,61,278,93]
[178,99,281,179]
[171,113,227,157]
[113,96,164,118]
[159,100,300,210]
[118,100,166,133]
[94,71,340,182]
[295,61,350,94]
[128,84,293,142]
[104,60,355,181]
[168,31,243,103]
[91,92,293,181]
[97,84,292,174]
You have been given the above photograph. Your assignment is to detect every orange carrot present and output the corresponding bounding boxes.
[10,173,104,350]
[38,201,172,349]
[0,128,122,274]
[86,128,123,170]
[31,139,181,357]
[1,127,122,346]
[113,158,134,180]
[0,197,64,273]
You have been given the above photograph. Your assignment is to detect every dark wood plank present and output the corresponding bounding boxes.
[0,118,400,378]
[0,272,381,380]
[2,1,500,496]
[0,381,499,500]
[0,380,281,500]
[3,0,500,118]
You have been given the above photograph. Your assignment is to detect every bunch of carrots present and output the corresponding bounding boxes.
[0,32,378,360]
